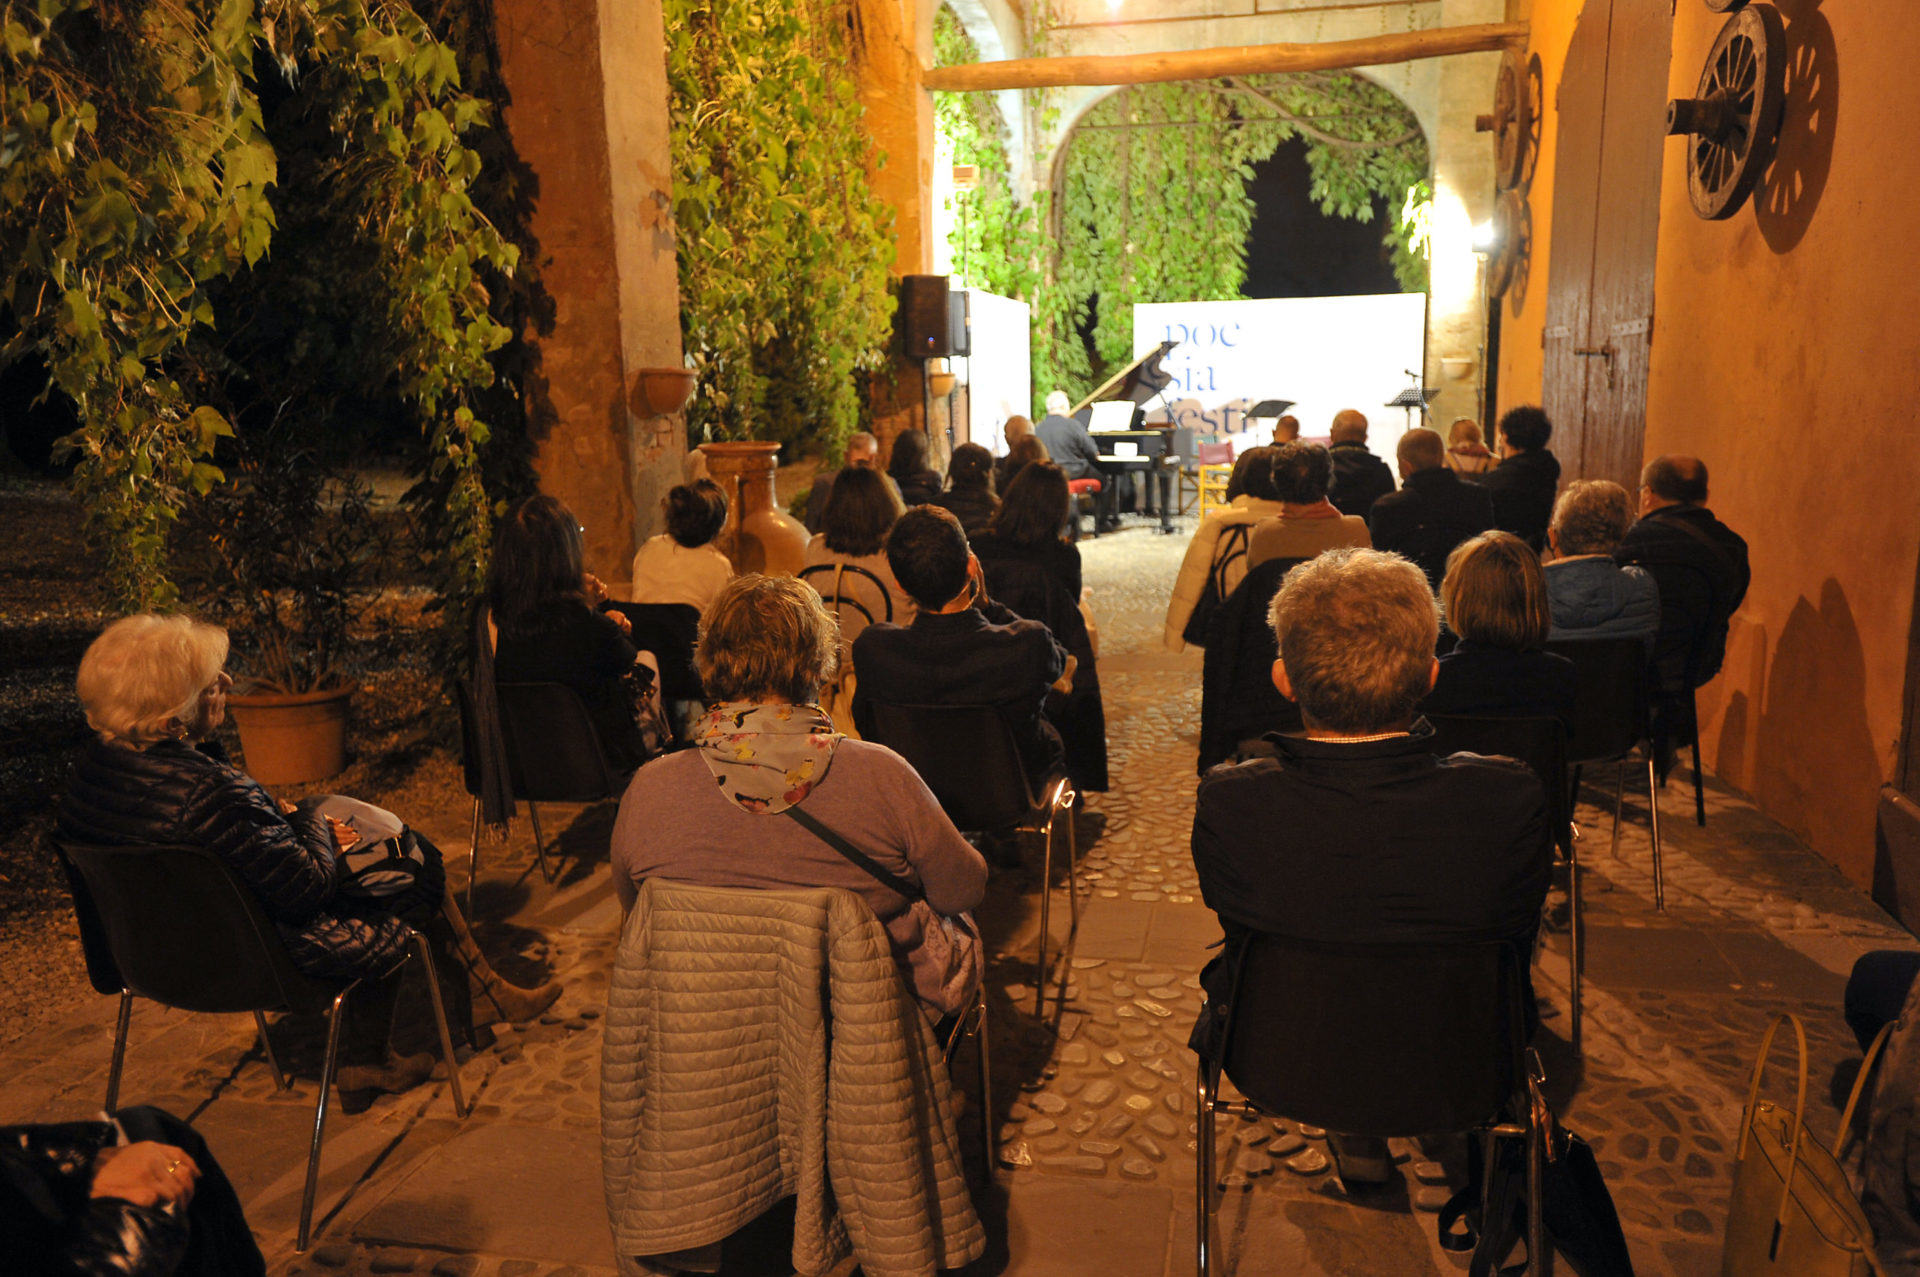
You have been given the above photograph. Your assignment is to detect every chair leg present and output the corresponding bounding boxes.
[254,1010,289,1092]
[300,986,351,1253]
[1646,753,1665,912]
[1692,737,1706,827]
[1196,1064,1217,1277]
[1036,810,1053,1021]
[1062,786,1080,935]
[466,796,482,919]
[527,802,555,885]
[410,932,470,1119]
[974,994,994,1172]
[1609,760,1626,860]
[1525,1106,1546,1275]
[1568,836,1583,1056]
[105,990,132,1112]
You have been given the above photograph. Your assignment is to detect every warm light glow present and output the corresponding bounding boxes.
[1471,220,1497,253]
[1429,184,1478,307]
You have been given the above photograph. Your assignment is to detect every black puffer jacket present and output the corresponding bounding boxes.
[57,739,412,980]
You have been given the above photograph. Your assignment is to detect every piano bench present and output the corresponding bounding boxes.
[1067,478,1103,495]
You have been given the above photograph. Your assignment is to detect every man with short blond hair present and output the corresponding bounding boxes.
[1365,426,1496,588]
[1324,409,1396,520]
[1190,546,1550,1184]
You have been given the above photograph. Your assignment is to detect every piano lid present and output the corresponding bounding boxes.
[1071,340,1179,416]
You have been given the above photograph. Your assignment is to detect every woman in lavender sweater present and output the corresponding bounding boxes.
[609,574,987,1012]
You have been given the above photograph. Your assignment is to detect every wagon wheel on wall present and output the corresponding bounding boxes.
[1518,54,1543,191]
[1487,189,1531,304]
[1665,4,1788,220]
[1477,48,1534,192]
[1705,0,1749,12]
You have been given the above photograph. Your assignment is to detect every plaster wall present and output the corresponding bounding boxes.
[1497,0,1920,885]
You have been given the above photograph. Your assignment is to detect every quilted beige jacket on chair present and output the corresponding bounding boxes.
[601,880,985,1277]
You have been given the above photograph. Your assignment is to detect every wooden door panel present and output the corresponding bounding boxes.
[1540,0,1611,451]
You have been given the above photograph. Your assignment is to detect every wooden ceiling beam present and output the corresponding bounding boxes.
[921,22,1528,92]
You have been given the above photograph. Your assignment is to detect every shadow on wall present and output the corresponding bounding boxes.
[1754,0,1838,254]
[1711,611,1770,788]
[1750,579,1883,877]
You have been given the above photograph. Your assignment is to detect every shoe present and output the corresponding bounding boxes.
[336,1050,437,1114]
[1328,1133,1393,1185]
[469,971,563,1028]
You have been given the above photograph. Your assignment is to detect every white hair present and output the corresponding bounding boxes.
[76,614,230,747]
[1045,390,1071,415]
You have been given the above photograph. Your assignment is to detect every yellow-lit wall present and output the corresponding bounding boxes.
[1499,2,1920,884]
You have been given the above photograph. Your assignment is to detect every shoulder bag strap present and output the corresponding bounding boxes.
[784,805,922,900]
[1738,1014,1811,1263]
[1836,1020,1897,1150]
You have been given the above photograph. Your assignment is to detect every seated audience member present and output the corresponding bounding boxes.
[1272,414,1302,443]
[1325,409,1396,520]
[630,480,733,613]
[1036,389,1118,531]
[1481,405,1562,551]
[1545,479,1660,644]
[1444,417,1496,476]
[59,616,559,1114]
[1190,547,1551,1182]
[1366,427,1497,589]
[801,430,879,535]
[886,428,945,507]
[995,415,1036,492]
[973,462,1109,792]
[1,1104,266,1276]
[1163,445,1283,651]
[1613,455,1751,736]
[1841,950,1920,1272]
[1421,531,1578,730]
[932,441,1000,537]
[1246,442,1372,570]
[610,575,986,1015]
[998,432,1050,496]
[492,495,661,771]
[853,506,1069,794]
[805,465,913,633]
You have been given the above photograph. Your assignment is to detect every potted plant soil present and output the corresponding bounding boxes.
[177,435,387,784]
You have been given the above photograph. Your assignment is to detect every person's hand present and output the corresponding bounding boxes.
[278,798,298,816]
[90,1142,198,1209]
[607,609,632,636]
[1052,653,1078,694]
[583,573,611,606]
[325,815,362,852]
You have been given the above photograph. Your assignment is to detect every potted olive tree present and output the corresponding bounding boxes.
[177,436,387,784]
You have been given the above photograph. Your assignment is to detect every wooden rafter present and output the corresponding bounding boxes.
[921,23,1528,92]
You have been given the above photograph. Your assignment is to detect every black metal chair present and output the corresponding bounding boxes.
[1424,713,1582,1051]
[57,841,468,1252]
[866,702,1077,1018]
[1195,934,1543,1276]
[1547,637,1666,910]
[798,561,895,632]
[942,985,995,1172]
[491,680,626,888]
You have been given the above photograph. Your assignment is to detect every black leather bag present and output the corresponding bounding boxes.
[1181,524,1249,648]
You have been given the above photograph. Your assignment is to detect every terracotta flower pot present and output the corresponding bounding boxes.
[634,367,698,418]
[699,441,808,576]
[227,684,357,785]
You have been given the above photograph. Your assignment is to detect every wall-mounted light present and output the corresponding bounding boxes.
[1471,220,1498,253]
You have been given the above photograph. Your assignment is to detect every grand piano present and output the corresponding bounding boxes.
[1071,339,1180,534]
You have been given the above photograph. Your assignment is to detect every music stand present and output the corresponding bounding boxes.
[1385,385,1441,431]
[1249,399,1295,419]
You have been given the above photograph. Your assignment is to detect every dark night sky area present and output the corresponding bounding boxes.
[1242,137,1401,298]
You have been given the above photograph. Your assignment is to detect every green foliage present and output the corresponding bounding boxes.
[664,0,896,458]
[1,0,514,629]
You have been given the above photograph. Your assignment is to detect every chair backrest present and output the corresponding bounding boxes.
[494,681,622,803]
[798,561,893,640]
[1220,933,1526,1137]
[1424,714,1571,853]
[865,702,1038,832]
[612,602,705,705]
[1544,637,1650,765]
[1197,556,1305,772]
[1196,441,1234,467]
[57,842,334,1014]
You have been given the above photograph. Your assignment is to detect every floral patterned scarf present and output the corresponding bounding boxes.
[693,701,843,814]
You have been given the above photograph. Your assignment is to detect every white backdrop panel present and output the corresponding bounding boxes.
[1133,294,1428,467]
[957,289,1031,456]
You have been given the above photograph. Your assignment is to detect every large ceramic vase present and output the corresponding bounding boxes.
[227,684,356,785]
[700,441,807,576]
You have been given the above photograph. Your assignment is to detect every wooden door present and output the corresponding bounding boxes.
[1540,0,1673,493]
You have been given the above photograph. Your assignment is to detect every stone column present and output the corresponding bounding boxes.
[493,0,687,583]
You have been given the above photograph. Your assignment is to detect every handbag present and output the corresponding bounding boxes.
[299,796,446,915]
[783,804,982,1016]
[1722,1014,1891,1277]
[1182,524,1250,648]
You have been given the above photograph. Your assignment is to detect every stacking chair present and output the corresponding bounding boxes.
[57,841,468,1252]
[1195,935,1543,1276]
[1190,440,1235,519]
[865,702,1077,1018]
[492,680,626,887]
[1424,714,1582,1051]
[798,562,894,636]
[1548,637,1666,910]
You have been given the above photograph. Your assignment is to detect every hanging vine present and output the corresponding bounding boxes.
[664,0,896,457]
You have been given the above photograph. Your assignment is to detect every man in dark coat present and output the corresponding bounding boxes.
[1480,405,1561,551]
[1190,546,1550,1184]
[853,506,1069,790]
[1325,409,1396,520]
[1614,455,1751,767]
[1366,426,1496,588]
[1034,390,1118,530]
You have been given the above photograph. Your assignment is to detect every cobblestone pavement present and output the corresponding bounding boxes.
[2,516,1911,1277]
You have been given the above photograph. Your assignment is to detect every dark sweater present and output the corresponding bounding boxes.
[494,599,649,770]
[1613,504,1751,690]
[1420,640,1579,733]
[1327,441,1397,521]
[1366,467,1497,588]
[1481,449,1562,551]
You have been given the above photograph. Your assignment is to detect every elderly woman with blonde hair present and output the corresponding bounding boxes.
[1544,479,1660,644]
[610,574,986,1014]
[57,614,560,1112]
[1419,530,1579,730]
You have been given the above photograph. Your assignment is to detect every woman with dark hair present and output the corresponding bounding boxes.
[887,429,944,507]
[932,442,999,536]
[631,480,732,613]
[488,494,660,771]
[1162,445,1286,651]
[971,462,1109,791]
[803,466,913,634]
[1420,530,1578,728]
